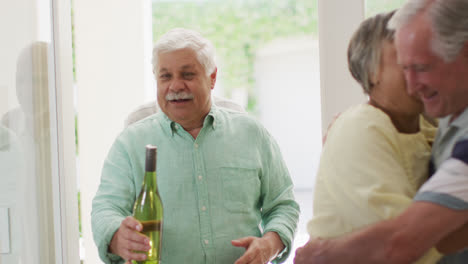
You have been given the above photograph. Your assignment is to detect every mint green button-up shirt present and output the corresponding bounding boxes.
[92,105,299,264]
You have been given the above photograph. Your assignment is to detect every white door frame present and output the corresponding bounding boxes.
[51,0,80,262]
[318,0,366,135]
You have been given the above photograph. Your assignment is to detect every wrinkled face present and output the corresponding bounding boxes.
[395,14,468,118]
[369,40,424,117]
[156,48,216,126]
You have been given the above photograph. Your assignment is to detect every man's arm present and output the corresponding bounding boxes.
[91,135,138,263]
[258,125,300,263]
[295,201,468,264]
[232,124,299,263]
[416,140,468,254]
[437,222,468,254]
[359,201,468,263]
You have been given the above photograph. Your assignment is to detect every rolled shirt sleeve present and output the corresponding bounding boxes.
[415,139,468,209]
[414,107,468,209]
[92,135,137,264]
[258,126,300,263]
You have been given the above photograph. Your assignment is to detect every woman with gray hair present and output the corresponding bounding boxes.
[305,10,441,263]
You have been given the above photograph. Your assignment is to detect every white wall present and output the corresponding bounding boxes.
[73,0,153,263]
[255,37,322,190]
[255,0,366,190]
[318,0,366,134]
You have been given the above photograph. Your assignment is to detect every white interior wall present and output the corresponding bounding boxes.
[318,0,366,135]
[73,0,153,263]
[255,37,322,190]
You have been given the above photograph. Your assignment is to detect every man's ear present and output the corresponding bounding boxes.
[210,68,217,89]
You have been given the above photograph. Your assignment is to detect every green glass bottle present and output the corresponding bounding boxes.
[132,145,163,264]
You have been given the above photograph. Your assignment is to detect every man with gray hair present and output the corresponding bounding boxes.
[294,0,468,263]
[92,28,299,264]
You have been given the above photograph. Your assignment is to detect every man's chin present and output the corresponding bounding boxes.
[424,108,449,119]
[166,110,196,123]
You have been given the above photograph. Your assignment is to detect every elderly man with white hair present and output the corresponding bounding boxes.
[91,28,299,264]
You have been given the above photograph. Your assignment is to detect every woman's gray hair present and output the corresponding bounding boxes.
[388,0,468,62]
[348,10,396,94]
[152,28,216,76]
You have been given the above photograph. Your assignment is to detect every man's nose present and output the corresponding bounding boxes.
[169,78,185,92]
[404,70,421,96]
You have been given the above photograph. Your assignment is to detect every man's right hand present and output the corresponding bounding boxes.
[294,238,337,264]
[109,216,151,262]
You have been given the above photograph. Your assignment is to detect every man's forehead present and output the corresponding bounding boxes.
[396,13,433,46]
[156,48,206,74]
[158,63,197,72]
[395,26,434,61]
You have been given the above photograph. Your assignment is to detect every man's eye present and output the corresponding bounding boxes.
[183,72,195,78]
[414,65,430,72]
[159,73,171,79]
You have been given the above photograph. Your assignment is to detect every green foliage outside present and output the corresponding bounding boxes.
[365,0,407,17]
[78,191,82,236]
[75,115,78,155]
[152,0,405,112]
[152,0,319,112]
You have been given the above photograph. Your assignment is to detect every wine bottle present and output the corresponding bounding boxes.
[132,145,163,264]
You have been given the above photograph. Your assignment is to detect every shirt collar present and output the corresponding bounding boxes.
[445,106,468,129]
[159,103,221,137]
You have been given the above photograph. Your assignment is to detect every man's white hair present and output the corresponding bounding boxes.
[388,0,468,62]
[152,28,216,77]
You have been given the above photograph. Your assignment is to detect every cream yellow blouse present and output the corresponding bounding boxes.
[308,104,441,263]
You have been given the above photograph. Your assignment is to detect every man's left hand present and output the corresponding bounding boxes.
[232,231,284,264]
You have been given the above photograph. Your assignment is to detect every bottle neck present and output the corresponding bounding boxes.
[142,170,157,190]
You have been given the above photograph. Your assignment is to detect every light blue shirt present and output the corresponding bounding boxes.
[92,105,299,263]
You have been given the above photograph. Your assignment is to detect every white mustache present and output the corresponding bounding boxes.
[165,92,194,101]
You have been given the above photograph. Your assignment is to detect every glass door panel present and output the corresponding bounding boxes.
[0,0,60,263]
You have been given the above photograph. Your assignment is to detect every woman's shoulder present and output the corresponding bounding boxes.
[331,104,396,134]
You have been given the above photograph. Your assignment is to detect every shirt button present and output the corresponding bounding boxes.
[198,175,203,180]
[204,239,209,245]
[201,206,206,211]
[194,143,199,148]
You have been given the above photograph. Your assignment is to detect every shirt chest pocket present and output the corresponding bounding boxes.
[217,166,261,214]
